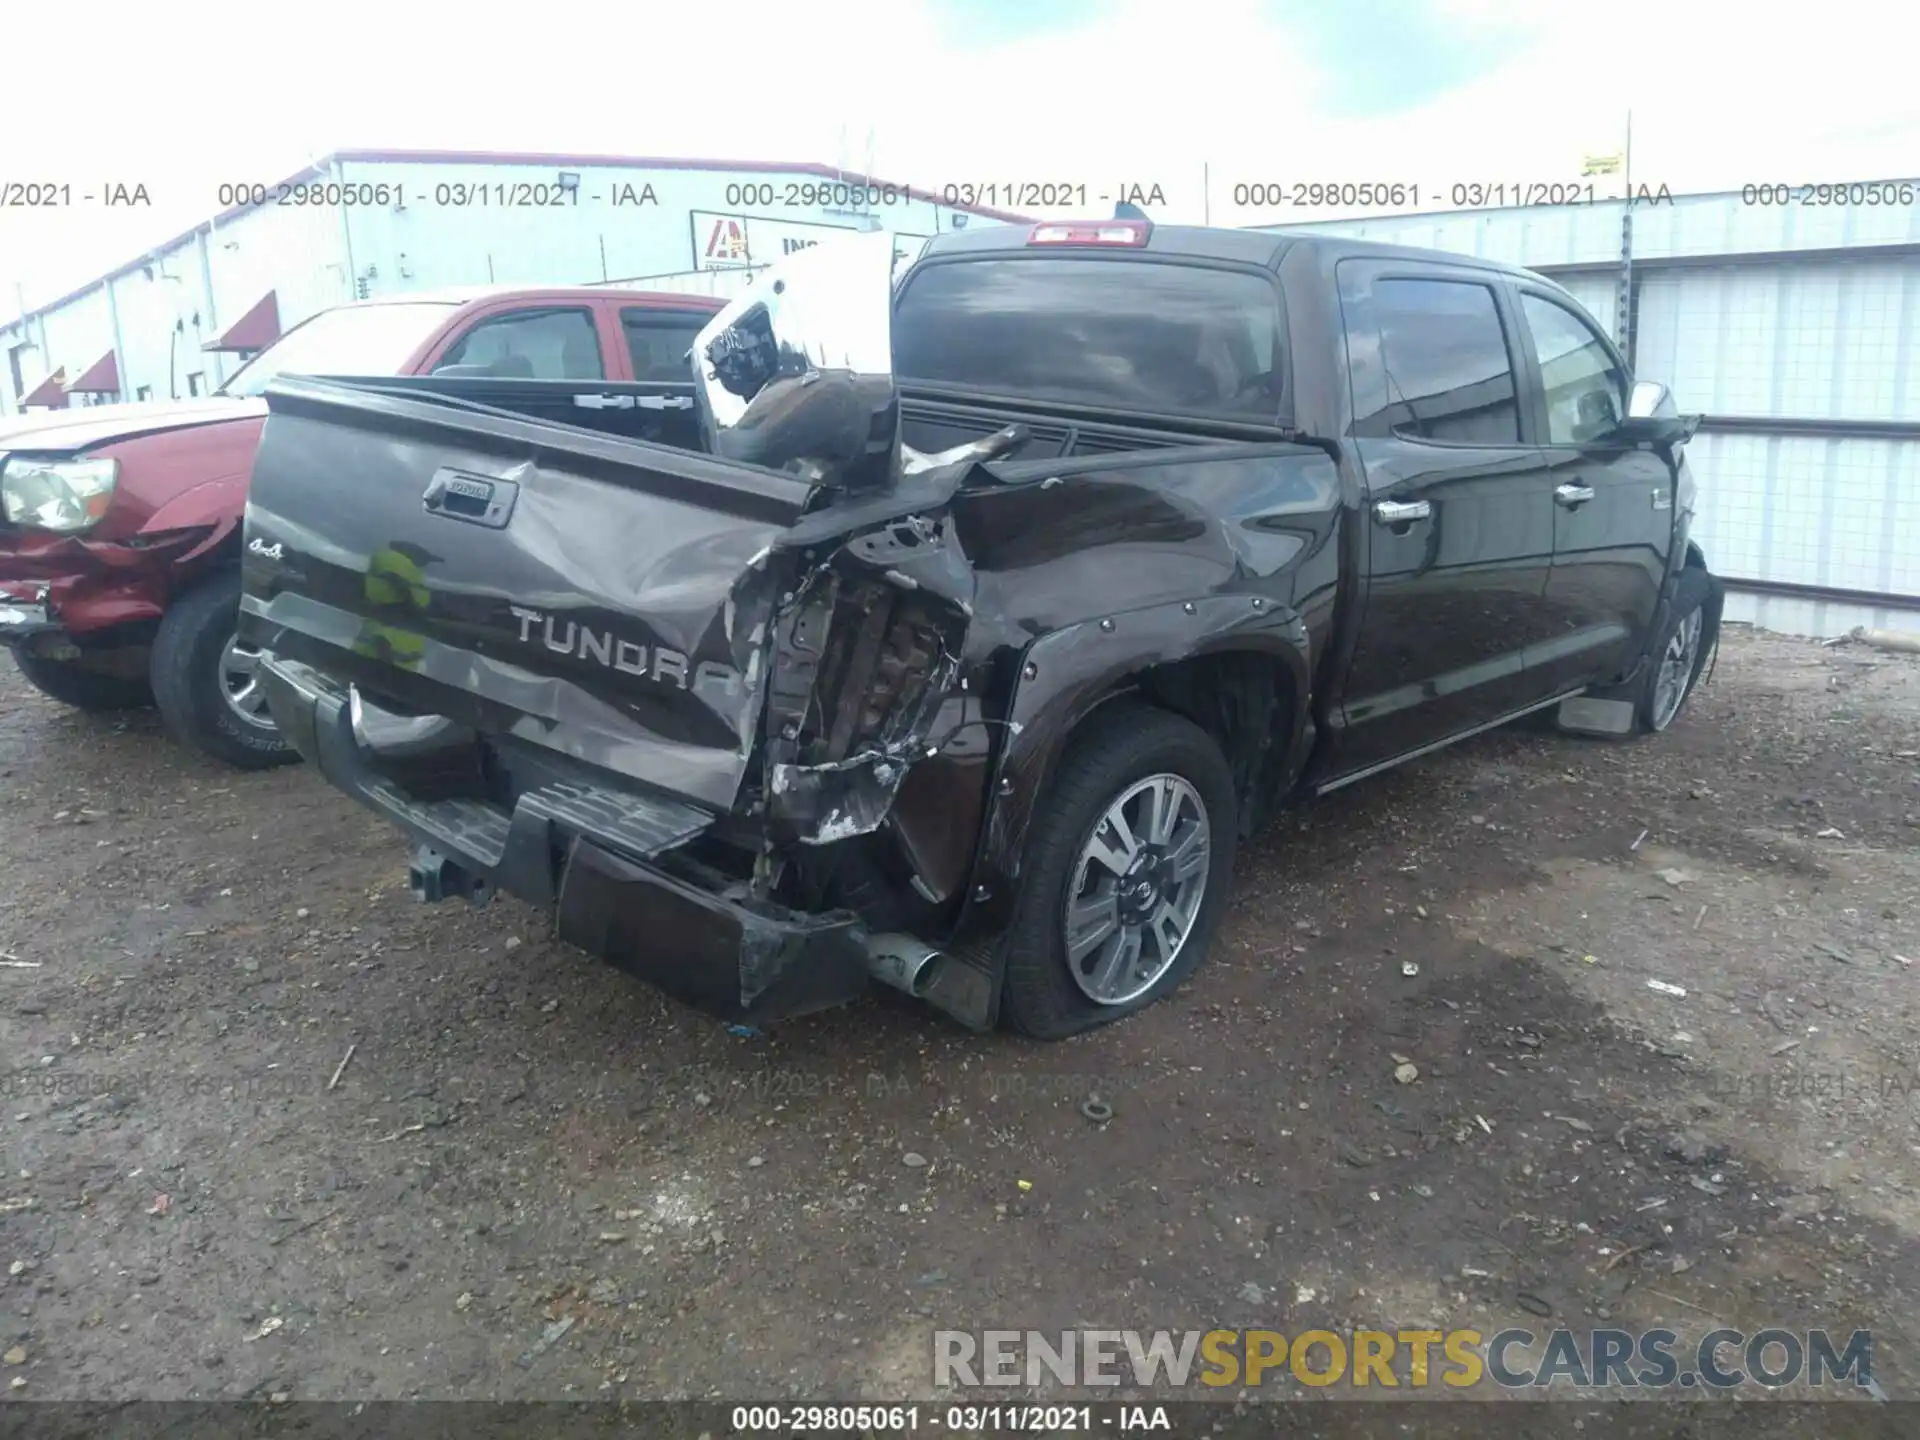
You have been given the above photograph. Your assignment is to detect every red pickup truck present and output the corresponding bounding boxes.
[0,285,724,767]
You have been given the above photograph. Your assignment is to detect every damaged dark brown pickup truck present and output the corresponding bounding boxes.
[237,221,1722,1040]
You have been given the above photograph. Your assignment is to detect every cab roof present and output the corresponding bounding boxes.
[357,284,724,308]
[919,222,1546,283]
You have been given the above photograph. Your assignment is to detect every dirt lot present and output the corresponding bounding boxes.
[2,625,1917,1414]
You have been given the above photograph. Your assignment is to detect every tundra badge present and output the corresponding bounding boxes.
[508,605,742,694]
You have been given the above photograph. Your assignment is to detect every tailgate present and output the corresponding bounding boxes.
[238,375,819,814]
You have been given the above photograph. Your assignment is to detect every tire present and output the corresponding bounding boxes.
[10,647,153,712]
[999,703,1239,1040]
[149,571,297,771]
[1638,565,1721,734]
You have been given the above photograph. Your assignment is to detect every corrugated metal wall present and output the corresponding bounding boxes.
[337,159,969,299]
[0,199,352,413]
[1268,190,1920,637]
[588,269,763,299]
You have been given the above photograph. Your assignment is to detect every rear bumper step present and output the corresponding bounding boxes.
[257,655,874,1024]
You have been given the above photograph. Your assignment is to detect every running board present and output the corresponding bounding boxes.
[1555,696,1636,737]
[1315,690,1584,794]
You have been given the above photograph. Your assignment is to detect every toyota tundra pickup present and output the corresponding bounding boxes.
[237,222,1721,1040]
[1,286,722,769]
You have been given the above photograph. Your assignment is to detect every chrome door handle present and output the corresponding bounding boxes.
[572,393,635,410]
[1373,499,1432,525]
[1555,482,1596,507]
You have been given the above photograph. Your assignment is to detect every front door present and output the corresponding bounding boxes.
[1511,286,1675,693]
[1328,261,1561,781]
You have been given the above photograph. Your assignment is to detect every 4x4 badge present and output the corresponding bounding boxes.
[248,537,284,560]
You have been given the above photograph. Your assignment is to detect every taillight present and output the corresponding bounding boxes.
[1026,220,1150,247]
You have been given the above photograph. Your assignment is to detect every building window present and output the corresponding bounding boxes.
[187,372,206,396]
[136,385,153,402]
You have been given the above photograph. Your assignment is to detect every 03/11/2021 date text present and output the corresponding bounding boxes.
[940,182,1167,208]
[211,180,665,209]
[1233,181,1602,208]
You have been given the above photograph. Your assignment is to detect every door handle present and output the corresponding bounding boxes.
[572,393,635,410]
[1373,499,1432,525]
[1554,482,1596,507]
[634,394,695,411]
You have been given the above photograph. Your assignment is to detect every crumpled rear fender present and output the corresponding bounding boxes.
[938,592,1314,951]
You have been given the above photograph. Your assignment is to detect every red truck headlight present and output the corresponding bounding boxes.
[0,455,119,533]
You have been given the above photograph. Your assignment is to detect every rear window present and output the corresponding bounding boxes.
[893,258,1285,422]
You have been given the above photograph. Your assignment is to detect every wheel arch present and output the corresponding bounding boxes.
[941,593,1313,954]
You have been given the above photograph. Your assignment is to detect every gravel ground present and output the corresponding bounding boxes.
[2,626,1917,1418]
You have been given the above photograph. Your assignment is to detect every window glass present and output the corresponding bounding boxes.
[433,308,603,380]
[894,258,1285,421]
[1358,279,1519,444]
[620,310,710,382]
[220,301,458,397]
[1520,292,1628,444]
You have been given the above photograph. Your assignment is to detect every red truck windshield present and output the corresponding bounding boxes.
[220,301,463,399]
[893,257,1286,423]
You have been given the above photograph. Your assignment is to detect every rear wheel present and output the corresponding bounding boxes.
[149,572,297,771]
[9,648,153,712]
[1000,704,1238,1040]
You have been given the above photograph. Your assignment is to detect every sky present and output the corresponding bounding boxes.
[3,0,1917,311]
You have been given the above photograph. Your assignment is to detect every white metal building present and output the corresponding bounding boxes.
[0,148,1024,418]
[1267,185,1920,638]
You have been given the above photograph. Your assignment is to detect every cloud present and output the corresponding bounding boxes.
[1263,0,1540,116]
[923,0,1111,47]
[2,0,1915,306]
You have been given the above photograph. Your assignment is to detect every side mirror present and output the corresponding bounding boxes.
[1614,379,1702,446]
[691,230,901,492]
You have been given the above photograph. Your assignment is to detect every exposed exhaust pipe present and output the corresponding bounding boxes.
[866,932,948,998]
[865,932,998,1031]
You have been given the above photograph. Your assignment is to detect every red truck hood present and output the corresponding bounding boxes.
[0,397,267,454]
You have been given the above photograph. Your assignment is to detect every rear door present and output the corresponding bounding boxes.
[602,304,718,451]
[406,299,713,451]
[1328,260,1562,781]
[1510,284,1673,692]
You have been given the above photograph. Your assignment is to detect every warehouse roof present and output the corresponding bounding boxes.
[1,149,1036,334]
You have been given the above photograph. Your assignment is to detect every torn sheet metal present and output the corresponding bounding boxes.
[752,503,977,847]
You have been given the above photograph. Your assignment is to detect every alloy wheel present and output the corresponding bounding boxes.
[219,634,278,734]
[1650,609,1702,731]
[1061,773,1212,1005]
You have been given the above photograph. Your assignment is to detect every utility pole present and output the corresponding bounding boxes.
[1616,109,1636,364]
